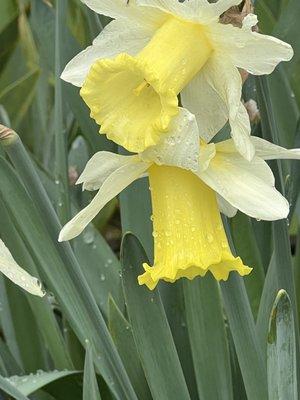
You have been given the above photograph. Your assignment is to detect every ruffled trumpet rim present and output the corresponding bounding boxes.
[138,255,252,290]
[80,53,179,152]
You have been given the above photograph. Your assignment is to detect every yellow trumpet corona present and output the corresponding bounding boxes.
[138,165,252,290]
[80,16,212,152]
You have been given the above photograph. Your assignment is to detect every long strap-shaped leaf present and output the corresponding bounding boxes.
[183,276,234,400]
[0,374,29,400]
[83,346,102,400]
[108,297,152,400]
[222,219,268,399]
[0,149,137,400]
[267,290,298,399]
[121,233,191,400]
[256,75,300,348]
[0,200,73,370]
[221,274,268,400]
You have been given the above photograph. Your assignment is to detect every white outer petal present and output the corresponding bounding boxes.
[77,152,142,191]
[181,57,229,143]
[197,152,289,221]
[0,240,45,297]
[137,0,190,16]
[250,137,300,160]
[140,108,200,172]
[217,195,238,217]
[61,19,154,87]
[81,0,163,24]
[208,22,294,75]
[230,102,255,161]
[209,0,243,16]
[182,54,254,160]
[137,0,213,23]
[82,0,136,18]
[59,159,150,241]
[199,143,216,172]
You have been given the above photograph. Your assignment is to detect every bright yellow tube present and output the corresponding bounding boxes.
[138,165,252,290]
[80,16,212,152]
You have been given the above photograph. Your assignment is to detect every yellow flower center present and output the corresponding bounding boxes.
[138,165,252,290]
[80,16,213,152]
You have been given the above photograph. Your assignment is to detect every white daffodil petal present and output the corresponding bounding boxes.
[59,160,150,241]
[230,102,255,161]
[217,194,238,217]
[137,0,182,13]
[215,144,275,183]
[186,0,209,6]
[181,56,232,143]
[83,0,165,27]
[137,0,197,21]
[210,0,243,16]
[82,0,140,20]
[77,152,140,191]
[213,138,236,153]
[198,153,289,221]
[251,137,300,160]
[0,240,45,297]
[209,22,293,75]
[199,143,216,172]
[61,19,154,87]
[182,53,247,155]
[141,108,200,172]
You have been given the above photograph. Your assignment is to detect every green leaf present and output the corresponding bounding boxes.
[273,0,300,67]
[220,274,268,400]
[74,229,124,317]
[230,213,265,318]
[1,278,47,373]
[119,177,153,261]
[183,275,233,400]
[0,374,29,400]
[0,20,19,77]
[267,290,297,400]
[256,255,280,351]
[54,0,70,223]
[8,370,79,396]
[160,281,198,400]
[256,1,276,34]
[267,68,299,149]
[121,233,191,400]
[0,68,40,129]
[256,76,299,331]
[0,0,18,34]
[83,346,102,400]
[0,154,137,400]
[0,199,74,370]
[30,0,116,154]
[108,297,152,400]
[0,338,23,377]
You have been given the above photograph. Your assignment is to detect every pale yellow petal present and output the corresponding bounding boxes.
[208,22,293,75]
[0,240,45,297]
[59,159,149,241]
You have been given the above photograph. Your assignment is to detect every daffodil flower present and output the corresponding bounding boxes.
[62,0,293,160]
[59,110,300,289]
[0,239,45,297]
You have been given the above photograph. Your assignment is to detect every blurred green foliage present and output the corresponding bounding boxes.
[0,0,299,399]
